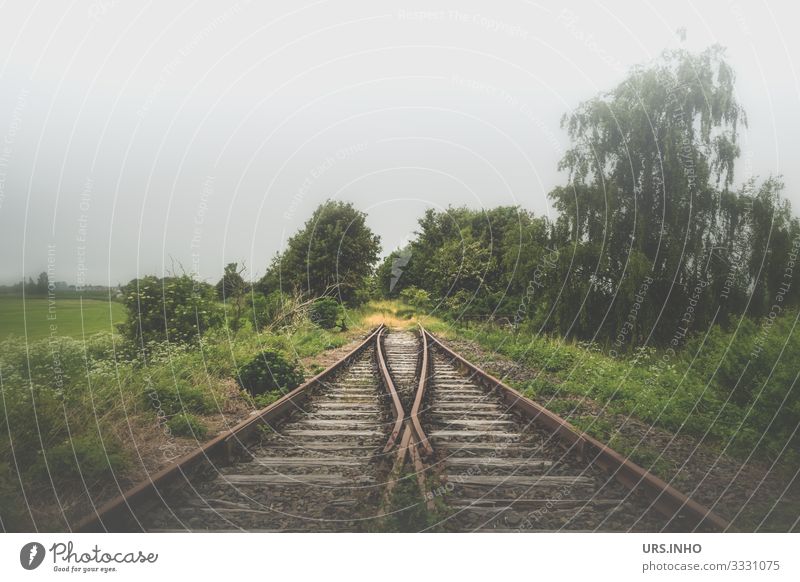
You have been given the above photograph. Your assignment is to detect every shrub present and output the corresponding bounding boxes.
[120,274,223,347]
[166,413,208,438]
[249,291,292,331]
[399,286,431,309]
[237,349,304,396]
[143,377,213,416]
[309,298,340,329]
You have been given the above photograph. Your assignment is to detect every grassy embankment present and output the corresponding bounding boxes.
[433,314,799,466]
[0,299,384,531]
[391,301,798,529]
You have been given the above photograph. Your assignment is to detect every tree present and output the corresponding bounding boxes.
[548,46,750,342]
[216,262,248,334]
[36,272,48,294]
[376,206,549,318]
[260,201,381,305]
[215,262,247,300]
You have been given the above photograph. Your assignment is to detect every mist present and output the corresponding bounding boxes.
[1,0,798,286]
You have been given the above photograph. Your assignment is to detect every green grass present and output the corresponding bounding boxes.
[0,295,126,340]
[446,313,800,464]
[0,299,381,531]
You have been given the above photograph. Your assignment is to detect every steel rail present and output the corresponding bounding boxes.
[377,327,406,453]
[387,326,434,509]
[76,325,385,532]
[420,326,730,532]
[408,323,433,457]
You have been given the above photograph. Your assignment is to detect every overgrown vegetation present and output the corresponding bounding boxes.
[372,47,800,469]
[236,349,305,397]
[259,200,381,305]
[121,274,222,349]
[309,297,341,329]
[166,413,208,439]
[446,309,799,463]
[0,277,371,531]
[378,47,799,345]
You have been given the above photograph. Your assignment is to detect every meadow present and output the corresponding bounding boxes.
[0,294,126,341]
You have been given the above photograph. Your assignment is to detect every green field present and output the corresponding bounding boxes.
[0,295,126,340]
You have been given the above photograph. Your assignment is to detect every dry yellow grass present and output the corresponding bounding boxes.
[360,300,419,330]
[356,300,451,335]
[362,311,413,329]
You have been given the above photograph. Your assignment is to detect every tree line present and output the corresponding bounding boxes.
[118,46,799,354]
[378,46,800,347]
[120,199,380,351]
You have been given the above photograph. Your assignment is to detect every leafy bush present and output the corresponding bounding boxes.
[399,286,431,309]
[166,413,208,438]
[143,377,213,416]
[249,291,293,331]
[120,274,223,347]
[237,349,304,396]
[310,298,340,329]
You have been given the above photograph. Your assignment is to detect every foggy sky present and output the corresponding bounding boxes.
[1,0,798,286]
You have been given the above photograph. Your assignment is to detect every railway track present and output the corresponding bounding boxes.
[78,324,729,532]
[421,345,668,531]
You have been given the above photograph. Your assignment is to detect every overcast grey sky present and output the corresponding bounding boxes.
[1,0,798,286]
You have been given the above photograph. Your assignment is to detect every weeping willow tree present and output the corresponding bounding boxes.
[547,46,797,343]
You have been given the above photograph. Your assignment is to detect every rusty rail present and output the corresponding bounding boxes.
[408,323,433,457]
[420,327,730,532]
[76,325,385,532]
[377,327,406,453]
[387,325,434,509]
